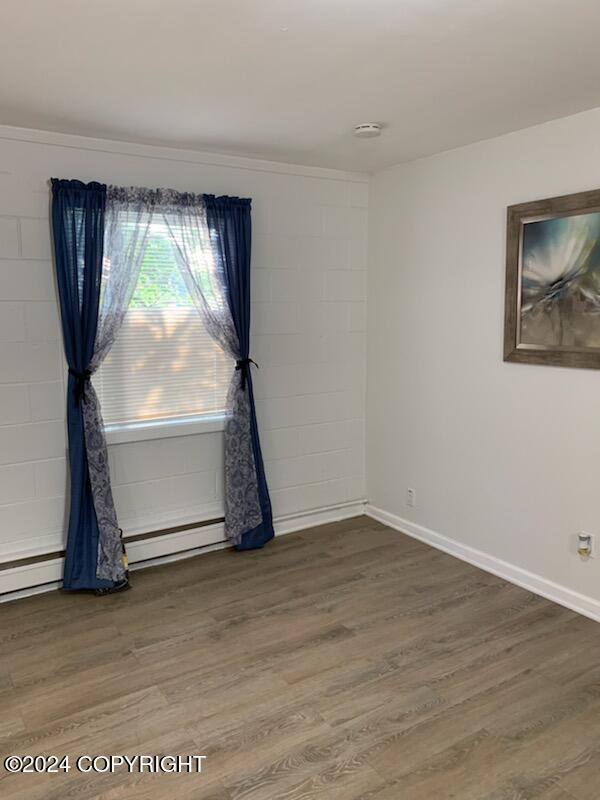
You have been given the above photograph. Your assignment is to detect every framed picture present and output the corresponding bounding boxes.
[504,188,600,369]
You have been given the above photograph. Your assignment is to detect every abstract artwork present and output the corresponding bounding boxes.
[504,189,600,368]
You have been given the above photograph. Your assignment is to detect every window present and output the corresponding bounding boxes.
[94,221,232,429]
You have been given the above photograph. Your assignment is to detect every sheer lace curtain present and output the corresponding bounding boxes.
[160,196,263,544]
[85,188,154,581]
[89,187,264,563]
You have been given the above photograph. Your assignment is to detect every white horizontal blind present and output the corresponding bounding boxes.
[95,222,232,425]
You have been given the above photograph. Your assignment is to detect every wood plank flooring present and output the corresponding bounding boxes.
[2,516,600,799]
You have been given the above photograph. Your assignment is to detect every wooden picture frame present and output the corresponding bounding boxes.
[504,188,600,369]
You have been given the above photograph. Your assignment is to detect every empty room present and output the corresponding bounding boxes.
[3,1,600,798]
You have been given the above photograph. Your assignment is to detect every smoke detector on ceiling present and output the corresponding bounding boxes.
[353,123,382,138]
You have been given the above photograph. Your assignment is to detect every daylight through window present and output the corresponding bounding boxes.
[94,220,232,426]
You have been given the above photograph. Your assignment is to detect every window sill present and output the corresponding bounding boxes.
[105,413,227,445]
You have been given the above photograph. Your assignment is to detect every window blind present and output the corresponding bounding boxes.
[94,224,232,426]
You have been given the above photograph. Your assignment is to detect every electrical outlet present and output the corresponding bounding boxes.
[577,532,595,558]
[407,488,416,508]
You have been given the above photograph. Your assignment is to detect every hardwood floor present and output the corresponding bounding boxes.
[2,516,600,799]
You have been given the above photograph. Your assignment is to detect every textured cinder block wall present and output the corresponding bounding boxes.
[0,128,367,563]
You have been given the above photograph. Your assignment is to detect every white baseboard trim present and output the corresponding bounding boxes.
[0,499,366,602]
[366,504,600,624]
[274,500,367,537]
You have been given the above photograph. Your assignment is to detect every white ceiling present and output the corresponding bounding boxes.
[2,0,600,172]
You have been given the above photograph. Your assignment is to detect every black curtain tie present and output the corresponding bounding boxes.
[235,358,258,391]
[68,368,92,404]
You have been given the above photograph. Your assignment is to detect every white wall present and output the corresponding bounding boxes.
[0,127,367,565]
[367,107,600,605]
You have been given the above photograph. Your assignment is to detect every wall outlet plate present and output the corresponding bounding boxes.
[577,531,595,558]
